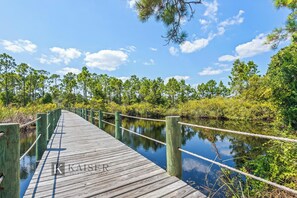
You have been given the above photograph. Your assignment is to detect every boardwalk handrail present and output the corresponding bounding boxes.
[0,108,62,197]
[102,111,115,116]
[20,117,41,128]
[120,126,167,146]
[70,108,297,195]
[178,148,297,195]
[120,114,166,122]
[178,121,297,143]
[20,134,41,160]
[102,119,116,127]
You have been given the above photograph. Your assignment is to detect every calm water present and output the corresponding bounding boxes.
[20,117,274,197]
[20,129,37,197]
[102,117,273,197]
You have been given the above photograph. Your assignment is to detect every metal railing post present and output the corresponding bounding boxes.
[115,112,122,140]
[165,116,182,178]
[0,123,20,198]
[36,113,47,161]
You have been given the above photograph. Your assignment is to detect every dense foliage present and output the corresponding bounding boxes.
[267,40,297,129]
[0,53,279,123]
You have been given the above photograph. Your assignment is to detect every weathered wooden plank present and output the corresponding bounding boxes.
[94,173,169,197]
[161,185,197,197]
[114,176,178,198]
[184,190,206,198]
[24,110,204,198]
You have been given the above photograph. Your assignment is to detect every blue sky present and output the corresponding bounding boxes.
[0,0,290,86]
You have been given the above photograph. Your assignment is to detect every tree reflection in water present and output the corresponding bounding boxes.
[103,117,275,197]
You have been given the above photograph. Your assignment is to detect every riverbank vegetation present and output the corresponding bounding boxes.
[0,52,281,122]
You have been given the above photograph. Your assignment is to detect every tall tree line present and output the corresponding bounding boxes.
[0,54,236,107]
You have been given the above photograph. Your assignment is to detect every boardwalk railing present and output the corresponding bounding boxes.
[0,108,61,198]
[69,108,297,196]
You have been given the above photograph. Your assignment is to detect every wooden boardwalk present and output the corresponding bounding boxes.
[24,110,205,198]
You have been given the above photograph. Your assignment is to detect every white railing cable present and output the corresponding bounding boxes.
[102,120,116,127]
[178,148,297,195]
[20,134,42,160]
[120,127,166,146]
[178,122,297,143]
[20,117,41,129]
[120,114,166,123]
[47,123,51,129]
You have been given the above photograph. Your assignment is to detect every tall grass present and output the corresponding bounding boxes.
[0,103,57,124]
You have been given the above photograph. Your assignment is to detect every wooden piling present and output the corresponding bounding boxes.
[36,113,47,161]
[166,116,182,178]
[98,110,103,129]
[91,110,95,124]
[46,112,52,142]
[0,123,20,198]
[115,112,122,140]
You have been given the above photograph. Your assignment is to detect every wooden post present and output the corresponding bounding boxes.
[48,111,53,137]
[46,112,51,142]
[166,116,182,178]
[0,123,20,198]
[52,110,56,129]
[90,110,95,124]
[115,112,122,140]
[84,109,87,120]
[36,113,47,161]
[87,109,90,122]
[98,110,103,129]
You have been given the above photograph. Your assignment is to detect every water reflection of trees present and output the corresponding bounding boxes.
[20,129,37,180]
[104,117,272,171]
[121,119,166,151]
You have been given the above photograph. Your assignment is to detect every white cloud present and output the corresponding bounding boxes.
[215,62,229,68]
[199,19,211,30]
[180,17,187,25]
[216,10,244,36]
[183,158,211,174]
[219,10,244,27]
[57,67,81,75]
[143,59,155,65]
[117,77,130,82]
[165,75,190,83]
[85,50,128,71]
[119,45,136,53]
[39,47,81,65]
[1,39,37,53]
[218,55,238,62]
[150,47,157,51]
[169,46,179,56]
[199,19,210,26]
[180,37,211,53]
[127,0,138,9]
[219,34,271,62]
[203,0,218,20]
[220,149,232,156]
[198,67,223,76]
